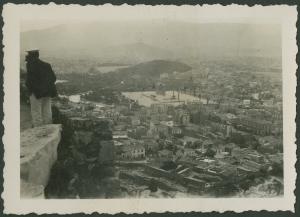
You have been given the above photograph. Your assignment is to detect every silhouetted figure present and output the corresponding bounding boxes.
[25,49,57,127]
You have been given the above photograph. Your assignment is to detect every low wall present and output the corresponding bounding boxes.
[20,124,62,198]
[44,105,117,198]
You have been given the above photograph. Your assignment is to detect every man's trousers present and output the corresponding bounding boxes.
[30,94,52,127]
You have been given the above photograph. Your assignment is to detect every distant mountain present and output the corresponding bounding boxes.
[117,59,191,77]
[20,21,281,63]
[99,43,175,63]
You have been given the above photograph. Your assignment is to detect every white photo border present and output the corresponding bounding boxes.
[2,3,298,214]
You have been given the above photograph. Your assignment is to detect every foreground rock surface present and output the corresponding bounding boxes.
[21,180,44,199]
[20,124,62,198]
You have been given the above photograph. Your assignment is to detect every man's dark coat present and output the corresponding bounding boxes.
[26,59,58,99]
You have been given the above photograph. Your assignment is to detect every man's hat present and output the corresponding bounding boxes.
[25,49,39,55]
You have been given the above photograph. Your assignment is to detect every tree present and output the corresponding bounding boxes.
[270,162,283,177]
[185,141,193,148]
[240,180,252,191]
[148,179,158,192]
[204,148,216,158]
[159,132,166,140]
[249,140,260,150]
[213,177,239,196]
[158,140,165,150]
[193,141,202,149]
[145,148,154,156]
[229,134,247,148]
[160,161,177,171]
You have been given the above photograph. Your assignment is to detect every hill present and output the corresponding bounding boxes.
[21,21,281,63]
[99,43,175,63]
[56,59,192,94]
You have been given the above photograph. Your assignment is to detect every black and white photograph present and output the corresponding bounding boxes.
[2,4,297,214]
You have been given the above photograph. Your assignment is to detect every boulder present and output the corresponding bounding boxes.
[20,124,62,197]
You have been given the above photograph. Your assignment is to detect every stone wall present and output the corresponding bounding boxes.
[45,105,119,198]
[21,124,62,198]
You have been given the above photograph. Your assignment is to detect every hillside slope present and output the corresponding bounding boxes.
[117,59,191,77]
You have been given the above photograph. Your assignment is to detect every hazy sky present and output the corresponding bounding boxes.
[18,4,286,61]
[20,4,287,32]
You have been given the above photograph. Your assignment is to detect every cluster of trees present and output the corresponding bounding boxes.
[227,133,260,150]
[156,139,179,154]
[160,161,177,171]
[204,148,216,158]
[56,59,192,97]
[269,162,283,177]
[211,177,239,197]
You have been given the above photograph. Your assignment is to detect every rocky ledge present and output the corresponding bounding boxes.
[20,124,62,198]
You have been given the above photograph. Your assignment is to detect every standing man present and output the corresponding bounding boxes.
[25,49,58,127]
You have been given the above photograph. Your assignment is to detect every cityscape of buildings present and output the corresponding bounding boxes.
[50,61,284,198]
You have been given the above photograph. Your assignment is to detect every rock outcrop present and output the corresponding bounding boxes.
[44,105,119,198]
[21,180,44,199]
[20,124,62,198]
